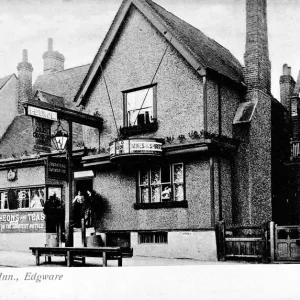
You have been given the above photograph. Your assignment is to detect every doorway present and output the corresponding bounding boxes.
[73,179,93,228]
[75,179,93,195]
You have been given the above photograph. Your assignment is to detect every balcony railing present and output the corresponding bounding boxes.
[291,141,300,160]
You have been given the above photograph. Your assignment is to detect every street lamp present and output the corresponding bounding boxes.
[52,121,68,151]
[51,120,73,247]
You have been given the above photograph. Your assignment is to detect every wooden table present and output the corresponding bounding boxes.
[29,246,123,267]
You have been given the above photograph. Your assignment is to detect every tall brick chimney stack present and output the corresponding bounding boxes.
[280,64,295,113]
[244,0,271,95]
[42,38,65,74]
[17,49,33,114]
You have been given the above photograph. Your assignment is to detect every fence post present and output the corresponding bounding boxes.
[216,220,226,261]
[269,221,275,263]
[261,222,268,263]
[81,218,86,247]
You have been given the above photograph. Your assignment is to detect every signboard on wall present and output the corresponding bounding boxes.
[47,157,68,180]
[33,118,52,153]
[0,211,46,233]
[110,139,163,158]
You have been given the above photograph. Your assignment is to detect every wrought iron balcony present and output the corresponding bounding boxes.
[291,140,300,160]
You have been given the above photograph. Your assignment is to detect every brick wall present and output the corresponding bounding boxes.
[244,0,271,94]
[280,64,295,113]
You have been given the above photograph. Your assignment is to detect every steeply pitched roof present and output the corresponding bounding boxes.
[143,0,243,83]
[75,0,243,105]
[33,64,90,109]
[0,74,14,91]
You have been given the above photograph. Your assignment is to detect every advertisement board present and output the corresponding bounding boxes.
[0,211,46,233]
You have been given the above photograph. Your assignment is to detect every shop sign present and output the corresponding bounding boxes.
[110,139,162,157]
[28,105,57,121]
[33,118,52,153]
[47,157,68,180]
[0,211,45,233]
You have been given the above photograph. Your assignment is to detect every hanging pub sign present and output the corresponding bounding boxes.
[47,157,68,180]
[33,118,52,153]
[28,105,57,121]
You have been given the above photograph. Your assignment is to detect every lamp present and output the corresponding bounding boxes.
[52,120,68,151]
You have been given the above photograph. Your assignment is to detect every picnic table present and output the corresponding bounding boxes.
[29,246,124,267]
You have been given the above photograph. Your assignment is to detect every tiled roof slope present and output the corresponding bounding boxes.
[0,74,14,91]
[0,116,35,158]
[33,64,90,109]
[34,90,65,107]
[143,0,243,83]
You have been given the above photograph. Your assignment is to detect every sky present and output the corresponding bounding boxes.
[0,0,300,100]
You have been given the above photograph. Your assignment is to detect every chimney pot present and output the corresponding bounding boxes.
[22,49,28,63]
[283,64,291,76]
[48,38,53,51]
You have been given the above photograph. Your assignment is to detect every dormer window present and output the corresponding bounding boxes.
[123,84,157,128]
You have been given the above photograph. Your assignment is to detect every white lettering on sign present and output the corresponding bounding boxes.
[110,139,162,157]
[130,141,162,152]
[28,106,57,121]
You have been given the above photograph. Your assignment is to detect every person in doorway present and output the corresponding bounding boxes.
[72,190,84,228]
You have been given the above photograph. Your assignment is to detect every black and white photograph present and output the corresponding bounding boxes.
[1,0,300,299]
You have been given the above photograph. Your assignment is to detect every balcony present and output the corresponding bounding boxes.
[109,138,164,164]
[120,119,158,137]
[291,141,300,160]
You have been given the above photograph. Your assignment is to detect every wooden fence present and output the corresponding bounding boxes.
[216,221,270,262]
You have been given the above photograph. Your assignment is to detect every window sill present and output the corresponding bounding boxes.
[0,208,44,212]
[120,121,158,137]
[134,200,188,209]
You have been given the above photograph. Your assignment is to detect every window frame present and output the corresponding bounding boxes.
[123,84,157,128]
[137,163,186,206]
[138,231,168,244]
[0,185,50,211]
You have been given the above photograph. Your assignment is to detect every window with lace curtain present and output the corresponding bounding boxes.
[138,163,185,204]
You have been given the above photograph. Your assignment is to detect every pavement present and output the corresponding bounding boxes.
[0,250,242,268]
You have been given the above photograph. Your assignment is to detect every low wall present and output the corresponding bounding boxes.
[131,230,218,261]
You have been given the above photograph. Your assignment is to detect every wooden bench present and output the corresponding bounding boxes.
[29,246,123,267]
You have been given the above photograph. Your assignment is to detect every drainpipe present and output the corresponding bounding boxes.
[203,75,208,132]
[217,77,223,221]
[210,156,215,227]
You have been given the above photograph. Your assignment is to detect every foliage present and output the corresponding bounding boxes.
[165,130,239,145]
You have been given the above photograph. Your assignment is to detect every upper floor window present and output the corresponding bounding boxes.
[124,85,157,127]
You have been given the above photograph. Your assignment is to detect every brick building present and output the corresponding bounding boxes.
[0,40,89,251]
